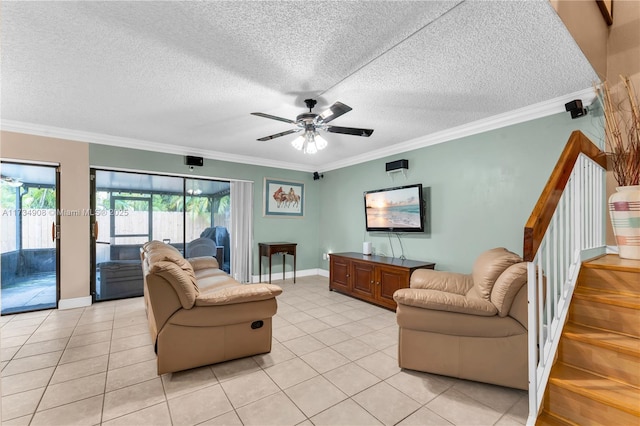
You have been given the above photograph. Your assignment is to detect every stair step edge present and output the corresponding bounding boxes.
[572,290,640,309]
[537,411,579,426]
[563,323,640,357]
[548,364,640,416]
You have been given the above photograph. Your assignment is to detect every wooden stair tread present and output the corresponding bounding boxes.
[549,364,640,416]
[583,254,640,273]
[573,287,640,309]
[564,323,640,357]
[536,411,577,426]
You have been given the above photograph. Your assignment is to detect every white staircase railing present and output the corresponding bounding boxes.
[524,132,606,425]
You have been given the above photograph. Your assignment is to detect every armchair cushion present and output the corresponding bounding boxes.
[394,288,497,316]
[148,260,198,309]
[471,247,522,300]
[491,262,528,317]
[410,269,473,295]
[196,284,283,307]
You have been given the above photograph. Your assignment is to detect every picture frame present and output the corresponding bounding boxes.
[263,178,305,217]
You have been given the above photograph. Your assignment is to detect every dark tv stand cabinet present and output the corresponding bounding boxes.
[329,252,435,310]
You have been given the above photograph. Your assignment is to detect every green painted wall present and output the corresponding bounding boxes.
[89,146,320,276]
[317,111,603,273]
[90,109,603,276]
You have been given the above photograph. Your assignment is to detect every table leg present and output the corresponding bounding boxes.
[294,252,296,284]
[268,253,272,284]
[259,252,262,283]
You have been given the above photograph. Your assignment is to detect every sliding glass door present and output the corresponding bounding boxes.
[1,162,59,314]
[90,169,230,302]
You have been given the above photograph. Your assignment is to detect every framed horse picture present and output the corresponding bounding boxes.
[263,178,305,217]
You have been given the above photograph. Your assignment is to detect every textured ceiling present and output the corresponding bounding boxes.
[1,1,598,172]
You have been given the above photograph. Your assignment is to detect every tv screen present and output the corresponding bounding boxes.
[364,183,424,232]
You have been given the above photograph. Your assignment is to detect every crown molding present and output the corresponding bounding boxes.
[319,86,598,172]
[1,86,596,174]
[0,120,312,172]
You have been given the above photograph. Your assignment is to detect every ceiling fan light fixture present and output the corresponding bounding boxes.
[291,135,305,150]
[314,133,328,150]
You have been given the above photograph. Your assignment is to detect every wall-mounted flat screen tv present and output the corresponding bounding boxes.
[364,183,424,232]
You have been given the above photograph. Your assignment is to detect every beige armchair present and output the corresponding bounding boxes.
[393,247,528,390]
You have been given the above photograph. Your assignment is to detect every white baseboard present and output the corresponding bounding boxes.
[58,296,92,310]
[251,268,328,283]
[606,245,619,254]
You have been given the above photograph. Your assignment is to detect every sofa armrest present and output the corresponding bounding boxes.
[410,269,473,295]
[187,256,219,271]
[394,288,497,316]
[195,284,282,306]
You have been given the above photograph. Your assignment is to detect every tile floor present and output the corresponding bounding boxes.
[0,275,528,425]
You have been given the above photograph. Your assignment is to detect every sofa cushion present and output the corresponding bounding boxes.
[149,260,198,309]
[195,284,283,307]
[471,248,522,300]
[491,262,528,317]
[188,256,220,271]
[394,288,497,316]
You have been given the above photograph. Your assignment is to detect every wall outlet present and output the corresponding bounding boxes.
[322,253,328,260]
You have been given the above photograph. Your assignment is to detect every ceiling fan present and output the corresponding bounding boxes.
[251,99,374,154]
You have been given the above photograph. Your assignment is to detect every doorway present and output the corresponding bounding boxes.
[1,161,59,315]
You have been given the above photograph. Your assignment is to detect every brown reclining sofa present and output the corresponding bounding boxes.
[141,240,282,374]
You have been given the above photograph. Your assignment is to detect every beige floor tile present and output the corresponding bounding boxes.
[284,375,347,417]
[112,314,148,329]
[272,324,307,342]
[220,370,280,408]
[1,351,62,377]
[323,362,380,396]
[304,306,334,319]
[311,398,383,426]
[102,377,166,421]
[356,315,395,331]
[330,338,377,361]
[211,357,260,382]
[271,315,292,330]
[341,308,372,321]
[1,387,45,421]
[278,310,315,325]
[30,394,103,426]
[109,332,152,353]
[108,344,156,370]
[102,402,172,426]
[14,337,68,359]
[426,388,505,426]
[311,328,351,346]
[66,329,112,349]
[111,322,148,340]
[1,366,54,396]
[0,413,32,425]
[1,334,30,348]
[199,410,243,425]
[252,341,296,368]
[355,351,400,379]
[396,406,453,425]
[352,381,421,426]
[385,370,451,404]
[264,357,319,389]
[38,371,106,411]
[300,347,349,374]
[236,391,306,426]
[452,379,525,413]
[106,358,158,391]
[1,345,20,362]
[500,395,528,425]
[0,324,39,338]
[168,384,233,425]
[319,313,351,327]
[161,365,218,399]
[295,318,331,334]
[335,321,375,337]
[282,335,325,356]
[36,318,79,332]
[50,354,108,384]
[357,329,397,350]
[59,340,110,364]
[72,320,113,336]
[495,415,527,426]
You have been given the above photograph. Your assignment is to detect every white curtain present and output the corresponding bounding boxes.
[230,180,254,283]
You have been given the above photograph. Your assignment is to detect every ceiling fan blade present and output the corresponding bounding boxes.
[326,126,374,137]
[251,112,296,124]
[316,102,352,124]
[257,129,300,141]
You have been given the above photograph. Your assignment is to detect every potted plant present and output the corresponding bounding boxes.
[596,75,640,260]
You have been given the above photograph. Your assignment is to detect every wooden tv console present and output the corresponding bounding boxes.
[329,252,435,310]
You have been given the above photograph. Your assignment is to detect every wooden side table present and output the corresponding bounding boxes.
[258,242,297,283]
